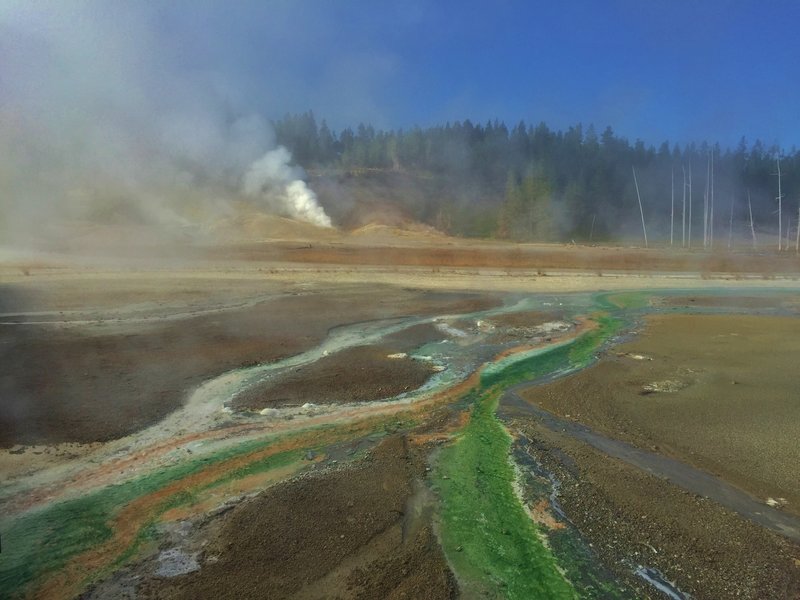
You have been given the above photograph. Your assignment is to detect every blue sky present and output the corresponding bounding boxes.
[3,1,800,149]
[149,0,800,149]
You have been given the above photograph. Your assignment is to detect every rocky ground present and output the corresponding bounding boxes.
[508,419,800,600]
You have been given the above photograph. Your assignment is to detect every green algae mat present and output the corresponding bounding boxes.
[433,296,633,599]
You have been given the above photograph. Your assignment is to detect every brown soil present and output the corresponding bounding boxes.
[0,284,498,447]
[521,313,800,514]
[233,322,445,411]
[233,344,438,409]
[510,420,800,600]
[218,239,800,275]
[139,436,457,600]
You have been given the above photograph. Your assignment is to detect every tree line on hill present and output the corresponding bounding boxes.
[274,111,800,248]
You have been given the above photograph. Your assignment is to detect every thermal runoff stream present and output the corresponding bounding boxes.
[2,288,799,599]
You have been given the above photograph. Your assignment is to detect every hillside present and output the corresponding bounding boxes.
[277,113,800,246]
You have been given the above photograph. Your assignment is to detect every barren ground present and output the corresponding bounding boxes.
[3,235,800,600]
[508,419,800,600]
[521,313,800,513]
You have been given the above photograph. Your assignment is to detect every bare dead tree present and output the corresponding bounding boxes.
[670,167,675,247]
[704,154,710,248]
[632,166,648,248]
[747,190,757,249]
[688,164,693,248]
[728,194,734,250]
[710,194,714,250]
[682,165,687,247]
[528,203,534,240]
[776,156,783,251]
[710,149,715,249]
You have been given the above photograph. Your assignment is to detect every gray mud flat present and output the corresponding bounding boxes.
[502,385,800,543]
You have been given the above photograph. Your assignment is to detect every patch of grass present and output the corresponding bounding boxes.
[0,462,214,599]
[0,493,115,599]
[1,406,419,599]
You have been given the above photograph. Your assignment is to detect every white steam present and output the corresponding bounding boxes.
[242,148,332,227]
[0,2,333,248]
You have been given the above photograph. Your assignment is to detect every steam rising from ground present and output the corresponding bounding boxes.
[0,2,332,250]
[243,149,332,228]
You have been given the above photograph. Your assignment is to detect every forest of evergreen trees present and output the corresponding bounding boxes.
[274,111,800,246]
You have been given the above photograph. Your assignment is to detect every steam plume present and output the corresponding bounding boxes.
[0,2,332,249]
[242,148,332,227]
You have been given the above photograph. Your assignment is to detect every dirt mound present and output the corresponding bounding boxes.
[338,195,415,229]
[210,208,341,242]
[348,222,447,243]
